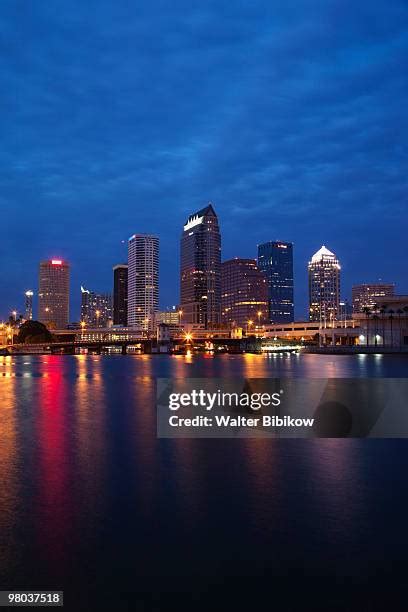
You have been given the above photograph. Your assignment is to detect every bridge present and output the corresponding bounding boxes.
[4,338,155,355]
[2,336,299,355]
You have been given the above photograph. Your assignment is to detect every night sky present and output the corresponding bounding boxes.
[1,1,407,321]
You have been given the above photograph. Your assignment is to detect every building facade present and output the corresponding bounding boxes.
[81,286,113,327]
[308,246,341,322]
[221,258,268,329]
[128,234,159,330]
[156,308,180,325]
[25,290,34,320]
[113,264,128,326]
[38,259,70,328]
[180,204,221,327]
[352,283,395,313]
[257,241,294,323]
[354,295,408,349]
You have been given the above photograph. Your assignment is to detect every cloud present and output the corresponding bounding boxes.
[0,0,407,317]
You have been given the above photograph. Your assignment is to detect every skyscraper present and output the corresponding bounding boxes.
[113,264,128,326]
[38,259,70,328]
[180,203,221,327]
[24,290,34,320]
[257,241,294,323]
[128,234,159,330]
[352,283,395,313]
[80,286,113,327]
[308,246,341,323]
[221,258,268,329]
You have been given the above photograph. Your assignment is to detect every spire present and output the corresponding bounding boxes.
[311,245,336,263]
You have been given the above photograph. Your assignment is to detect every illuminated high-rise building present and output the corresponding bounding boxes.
[156,308,180,325]
[180,203,221,327]
[113,264,128,326]
[308,246,340,323]
[38,259,70,328]
[80,286,112,327]
[128,234,159,330]
[221,258,268,329]
[24,290,34,320]
[257,241,294,323]
[352,283,395,313]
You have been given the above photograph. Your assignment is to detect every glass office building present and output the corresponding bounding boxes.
[180,204,221,327]
[113,264,128,326]
[257,241,294,323]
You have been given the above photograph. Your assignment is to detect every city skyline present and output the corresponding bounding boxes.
[2,219,401,326]
[1,2,407,320]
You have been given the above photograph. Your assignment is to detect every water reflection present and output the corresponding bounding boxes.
[0,353,406,601]
[306,440,364,543]
[127,359,158,518]
[35,360,73,571]
[0,366,18,573]
[240,438,283,531]
[73,355,108,534]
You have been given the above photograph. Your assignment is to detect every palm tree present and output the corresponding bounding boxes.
[380,304,388,347]
[397,308,404,350]
[372,314,379,346]
[372,303,379,346]
[404,306,408,349]
[388,309,395,348]
[363,306,371,347]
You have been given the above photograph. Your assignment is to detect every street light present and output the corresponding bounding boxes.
[256,311,263,337]
[95,310,101,328]
[6,325,13,346]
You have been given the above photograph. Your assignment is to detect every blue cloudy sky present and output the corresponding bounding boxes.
[1,0,407,320]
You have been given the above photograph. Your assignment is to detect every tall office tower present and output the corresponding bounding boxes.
[257,241,294,323]
[113,264,128,326]
[221,258,268,329]
[80,286,113,327]
[180,203,221,327]
[352,283,395,313]
[38,259,70,328]
[308,246,341,323]
[128,234,159,330]
[24,290,34,320]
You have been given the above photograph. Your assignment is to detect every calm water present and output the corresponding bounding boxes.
[0,353,408,611]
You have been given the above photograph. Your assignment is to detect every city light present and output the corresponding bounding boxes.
[51,259,62,265]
